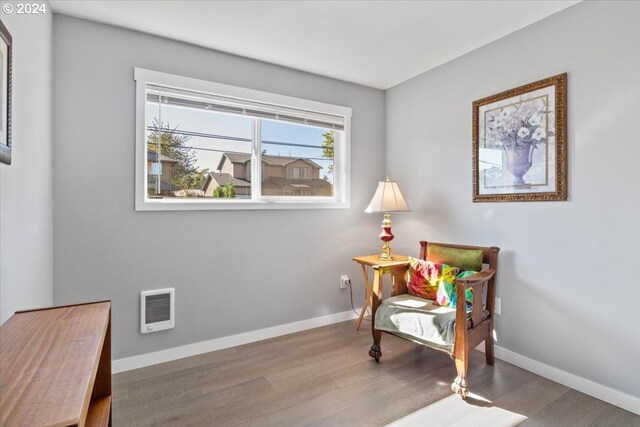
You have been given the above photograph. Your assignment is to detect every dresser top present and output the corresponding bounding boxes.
[0,301,111,427]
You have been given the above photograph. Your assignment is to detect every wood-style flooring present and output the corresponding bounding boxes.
[113,320,640,426]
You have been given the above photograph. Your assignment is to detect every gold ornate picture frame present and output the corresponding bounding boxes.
[473,73,567,202]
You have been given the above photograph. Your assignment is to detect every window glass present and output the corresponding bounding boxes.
[261,120,335,197]
[145,90,252,199]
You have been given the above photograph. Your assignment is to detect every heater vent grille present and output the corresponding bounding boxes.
[145,293,171,324]
[140,288,174,334]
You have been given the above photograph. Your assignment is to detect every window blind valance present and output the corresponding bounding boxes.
[146,85,345,131]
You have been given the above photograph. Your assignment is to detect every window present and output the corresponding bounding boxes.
[287,166,311,180]
[135,68,351,210]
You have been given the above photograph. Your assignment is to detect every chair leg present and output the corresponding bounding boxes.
[369,329,381,362]
[451,355,469,399]
[485,334,495,365]
[369,269,383,362]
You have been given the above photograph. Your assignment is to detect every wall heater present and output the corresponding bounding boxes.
[140,288,175,334]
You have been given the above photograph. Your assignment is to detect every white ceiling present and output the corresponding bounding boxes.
[50,1,579,90]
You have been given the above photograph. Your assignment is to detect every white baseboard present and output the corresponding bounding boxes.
[114,313,639,416]
[113,310,357,373]
[475,344,640,416]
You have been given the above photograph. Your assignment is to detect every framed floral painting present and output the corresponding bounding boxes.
[472,73,567,202]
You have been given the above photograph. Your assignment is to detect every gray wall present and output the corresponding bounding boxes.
[52,15,385,359]
[0,2,53,323]
[386,1,640,398]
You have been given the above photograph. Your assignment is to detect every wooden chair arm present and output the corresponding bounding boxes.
[370,262,409,324]
[456,269,495,284]
[455,269,495,330]
[372,262,409,295]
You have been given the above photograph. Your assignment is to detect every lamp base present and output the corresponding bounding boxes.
[378,241,394,260]
[377,213,395,261]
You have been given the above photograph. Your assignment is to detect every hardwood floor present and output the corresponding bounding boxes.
[113,320,639,426]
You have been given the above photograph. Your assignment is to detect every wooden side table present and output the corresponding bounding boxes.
[0,301,112,427]
[352,254,409,330]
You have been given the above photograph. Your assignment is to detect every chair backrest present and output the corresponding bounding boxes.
[419,241,499,270]
[419,241,500,312]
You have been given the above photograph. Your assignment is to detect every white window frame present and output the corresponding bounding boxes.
[134,68,351,211]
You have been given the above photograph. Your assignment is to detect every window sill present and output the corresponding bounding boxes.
[135,198,350,211]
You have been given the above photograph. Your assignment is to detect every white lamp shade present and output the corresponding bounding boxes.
[365,179,410,213]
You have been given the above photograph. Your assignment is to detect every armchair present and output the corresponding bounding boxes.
[368,241,500,398]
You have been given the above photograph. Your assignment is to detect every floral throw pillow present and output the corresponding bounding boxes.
[436,270,477,309]
[407,257,459,300]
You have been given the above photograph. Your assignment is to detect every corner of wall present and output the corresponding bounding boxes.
[0,1,54,323]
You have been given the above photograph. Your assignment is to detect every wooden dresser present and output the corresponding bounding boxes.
[0,301,112,427]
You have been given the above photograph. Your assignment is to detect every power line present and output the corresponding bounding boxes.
[147,142,332,162]
[146,126,327,150]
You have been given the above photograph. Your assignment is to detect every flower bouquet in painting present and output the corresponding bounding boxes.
[473,74,567,202]
[485,98,551,185]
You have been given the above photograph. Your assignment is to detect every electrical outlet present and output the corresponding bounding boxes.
[339,275,350,289]
[495,297,501,315]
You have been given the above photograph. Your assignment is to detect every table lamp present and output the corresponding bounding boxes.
[365,176,410,260]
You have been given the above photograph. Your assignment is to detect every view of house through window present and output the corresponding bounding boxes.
[144,84,344,203]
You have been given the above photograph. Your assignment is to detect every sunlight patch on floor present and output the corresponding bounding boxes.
[386,393,527,427]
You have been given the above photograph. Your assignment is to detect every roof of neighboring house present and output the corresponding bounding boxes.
[263,177,332,191]
[147,150,179,164]
[218,153,322,171]
[221,153,251,165]
[204,172,251,189]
